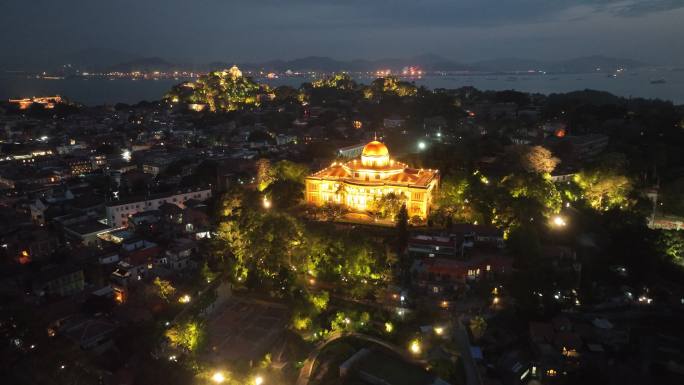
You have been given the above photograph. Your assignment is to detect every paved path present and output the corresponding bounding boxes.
[295,332,418,385]
[453,317,483,385]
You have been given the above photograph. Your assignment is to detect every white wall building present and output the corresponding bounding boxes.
[105,188,211,228]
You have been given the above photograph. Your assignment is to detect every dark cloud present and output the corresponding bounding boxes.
[610,0,684,17]
[0,0,682,65]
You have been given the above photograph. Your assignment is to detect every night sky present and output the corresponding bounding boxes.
[2,0,684,66]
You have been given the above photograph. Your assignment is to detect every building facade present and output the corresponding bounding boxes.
[305,141,439,218]
[105,188,211,228]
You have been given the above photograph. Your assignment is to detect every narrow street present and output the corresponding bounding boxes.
[453,317,483,385]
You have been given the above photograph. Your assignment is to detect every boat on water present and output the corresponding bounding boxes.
[650,79,667,84]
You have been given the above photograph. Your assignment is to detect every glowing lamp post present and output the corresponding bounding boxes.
[262,197,271,209]
[255,375,264,385]
[551,215,567,228]
[211,372,225,384]
[409,339,421,355]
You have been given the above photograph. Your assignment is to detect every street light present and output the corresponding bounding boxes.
[409,339,421,355]
[262,197,271,209]
[551,215,567,227]
[417,141,426,151]
[255,375,264,385]
[211,372,225,384]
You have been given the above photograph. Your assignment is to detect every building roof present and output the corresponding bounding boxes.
[65,220,110,236]
[409,234,458,247]
[308,140,439,188]
[362,140,389,157]
[310,164,438,188]
[105,187,210,207]
[530,322,555,344]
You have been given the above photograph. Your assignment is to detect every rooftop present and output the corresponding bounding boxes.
[105,186,210,207]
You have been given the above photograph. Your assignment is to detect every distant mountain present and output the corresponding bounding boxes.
[233,54,473,72]
[0,48,143,72]
[107,57,178,72]
[231,54,642,73]
[4,51,649,74]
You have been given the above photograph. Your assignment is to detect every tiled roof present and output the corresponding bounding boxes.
[310,165,438,188]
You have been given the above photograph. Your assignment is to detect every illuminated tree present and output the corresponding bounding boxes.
[505,145,559,174]
[395,82,418,97]
[503,173,562,217]
[371,76,417,97]
[575,171,631,210]
[272,160,309,183]
[371,192,406,219]
[153,277,176,303]
[657,230,684,267]
[362,86,375,100]
[432,174,481,225]
[165,320,205,353]
[201,261,219,284]
[164,66,264,112]
[292,313,312,331]
[307,291,330,313]
[321,202,347,222]
[265,179,304,209]
[256,158,274,191]
[521,145,559,174]
[215,186,389,301]
[329,311,370,333]
[469,316,487,341]
[312,73,356,90]
[257,159,308,192]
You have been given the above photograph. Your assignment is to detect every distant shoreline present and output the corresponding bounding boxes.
[1,69,682,106]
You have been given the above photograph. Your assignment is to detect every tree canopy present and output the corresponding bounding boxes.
[165,66,266,112]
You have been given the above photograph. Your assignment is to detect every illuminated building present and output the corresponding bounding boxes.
[66,157,93,176]
[8,96,63,110]
[305,141,439,218]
